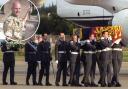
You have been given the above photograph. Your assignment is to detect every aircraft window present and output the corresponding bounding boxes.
[83,10,90,15]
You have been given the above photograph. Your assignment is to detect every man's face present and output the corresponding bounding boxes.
[39,35,43,42]
[43,34,48,40]
[89,34,95,40]
[60,33,65,41]
[12,2,21,17]
[73,35,77,42]
[103,32,109,38]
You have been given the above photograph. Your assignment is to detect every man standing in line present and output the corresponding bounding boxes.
[100,31,113,87]
[55,33,69,86]
[111,39,126,87]
[38,33,52,86]
[69,35,81,86]
[25,36,38,85]
[81,34,97,87]
[1,40,17,85]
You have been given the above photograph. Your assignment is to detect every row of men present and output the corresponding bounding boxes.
[0,32,126,87]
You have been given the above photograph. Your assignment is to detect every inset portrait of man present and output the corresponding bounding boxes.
[1,0,40,41]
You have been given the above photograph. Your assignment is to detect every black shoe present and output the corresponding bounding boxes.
[115,82,121,87]
[98,80,101,84]
[111,81,116,86]
[75,83,83,87]
[38,82,43,86]
[90,83,98,87]
[46,82,52,86]
[33,82,38,85]
[70,83,75,86]
[55,82,59,86]
[26,82,29,85]
[84,83,90,87]
[101,83,106,87]
[3,82,8,85]
[81,80,84,84]
[10,82,17,85]
[62,84,68,86]
[108,83,113,87]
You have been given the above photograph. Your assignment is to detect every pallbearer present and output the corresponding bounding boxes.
[38,33,52,86]
[69,35,81,86]
[111,39,126,87]
[100,31,112,87]
[81,34,97,87]
[25,36,38,85]
[55,33,69,86]
[95,40,103,85]
[1,40,17,85]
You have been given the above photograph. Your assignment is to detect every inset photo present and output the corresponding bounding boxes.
[0,0,40,42]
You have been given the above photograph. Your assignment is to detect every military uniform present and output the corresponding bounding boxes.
[25,41,38,85]
[81,40,96,86]
[95,41,103,84]
[3,15,24,40]
[1,42,17,85]
[69,41,81,86]
[100,37,112,87]
[111,41,126,87]
[55,40,69,86]
[38,40,52,86]
[90,40,99,86]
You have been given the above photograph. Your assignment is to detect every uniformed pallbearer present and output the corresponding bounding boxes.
[1,40,17,85]
[100,31,112,87]
[38,33,52,86]
[111,39,126,87]
[69,35,81,86]
[81,34,97,87]
[25,36,38,85]
[55,33,69,86]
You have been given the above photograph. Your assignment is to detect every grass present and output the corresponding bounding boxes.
[123,51,128,62]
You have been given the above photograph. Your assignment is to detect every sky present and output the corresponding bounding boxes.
[0,0,56,6]
[0,0,7,5]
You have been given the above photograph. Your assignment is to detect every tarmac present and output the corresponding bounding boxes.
[0,61,127,89]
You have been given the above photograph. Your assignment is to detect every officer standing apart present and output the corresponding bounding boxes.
[3,0,28,40]
[38,33,52,86]
[111,39,126,87]
[25,36,38,85]
[55,33,68,86]
[81,34,97,87]
[1,40,17,85]
[69,35,81,86]
[100,31,112,87]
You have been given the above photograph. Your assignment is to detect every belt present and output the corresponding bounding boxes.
[58,51,66,54]
[96,50,102,53]
[83,51,95,54]
[71,52,79,54]
[112,48,122,51]
[102,48,112,52]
